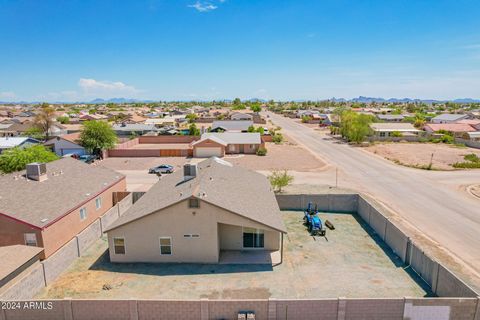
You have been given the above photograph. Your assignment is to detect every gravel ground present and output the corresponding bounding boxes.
[364,142,480,170]
[36,212,430,300]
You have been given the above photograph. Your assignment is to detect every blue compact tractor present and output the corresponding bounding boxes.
[303,202,326,236]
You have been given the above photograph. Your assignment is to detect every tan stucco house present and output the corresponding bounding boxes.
[191,132,264,158]
[105,157,286,264]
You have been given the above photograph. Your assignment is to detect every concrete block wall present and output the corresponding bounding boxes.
[274,299,338,320]
[436,265,479,298]
[0,263,45,300]
[42,238,79,285]
[100,205,121,231]
[2,298,480,320]
[118,193,133,215]
[384,222,409,263]
[0,195,133,300]
[137,300,202,320]
[275,194,358,213]
[344,298,404,320]
[71,300,131,320]
[76,220,102,255]
[404,298,479,320]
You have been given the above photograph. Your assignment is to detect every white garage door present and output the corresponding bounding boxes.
[195,147,222,158]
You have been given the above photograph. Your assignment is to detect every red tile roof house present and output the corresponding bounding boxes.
[0,158,126,259]
[424,123,476,137]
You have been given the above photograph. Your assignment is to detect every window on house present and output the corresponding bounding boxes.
[95,197,102,210]
[159,237,172,255]
[243,228,264,248]
[113,237,125,254]
[229,145,235,152]
[379,132,386,137]
[80,207,87,221]
[189,198,199,208]
[24,233,37,246]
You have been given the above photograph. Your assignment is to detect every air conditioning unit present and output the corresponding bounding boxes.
[26,163,48,182]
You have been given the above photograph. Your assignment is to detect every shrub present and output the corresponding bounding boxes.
[256,147,267,156]
[390,131,403,138]
[464,153,480,163]
[272,133,283,144]
[268,170,294,192]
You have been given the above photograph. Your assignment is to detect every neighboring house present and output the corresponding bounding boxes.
[105,158,286,264]
[0,245,43,289]
[376,114,406,122]
[0,122,34,137]
[0,158,126,259]
[0,137,40,153]
[211,120,253,132]
[431,114,469,124]
[47,123,68,137]
[424,123,476,136]
[230,112,253,121]
[79,114,108,121]
[112,123,159,137]
[456,119,480,130]
[44,133,86,156]
[296,110,320,118]
[369,123,420,138]
[192,132,263,157]
[465,132,480,141]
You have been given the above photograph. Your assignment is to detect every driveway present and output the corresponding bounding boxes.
[266,112,480,286]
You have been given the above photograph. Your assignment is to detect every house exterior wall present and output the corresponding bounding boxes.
[193,140,226,157]
[45,139,85,156]
[0,216,43,249]
[225,143,263,154]
[107,199,281,263]
[40,178,126,258]
[218,223,280,250]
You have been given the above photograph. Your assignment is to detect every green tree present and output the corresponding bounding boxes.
[186,113,198,123]
[34,103,55,140]
[339,110,374,143]
[233,98,241,105]
[80,121,117,156]
[250,103,261,113]
[56,116,70,124]
[256,127,265,135]
[0,145,59,173]
[272,133,283,144]
[23,126,44,140]
[188,123,201,136]
[247,125,255,133]
[268,170,294,192]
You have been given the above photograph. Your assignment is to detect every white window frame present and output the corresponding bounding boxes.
[113,237,126,255]
[95,197,102,210]
[229,144,235,152]
[24,233,37,246]
[79,207,87,221]
[159,237,173,255]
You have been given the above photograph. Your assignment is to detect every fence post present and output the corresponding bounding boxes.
[201,298,209,320]
[268,298,277,320]
[63,298,73,320]
[337,297,347,320]
[0,306,5,320]
[473,297,480,320]
[129,300,138,320]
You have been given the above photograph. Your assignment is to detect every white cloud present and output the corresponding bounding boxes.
[78,78,140,98]
[188,1,218,12]
[0,91,16,100]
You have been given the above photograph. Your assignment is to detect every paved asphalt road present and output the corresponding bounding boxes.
[267,112,480,276]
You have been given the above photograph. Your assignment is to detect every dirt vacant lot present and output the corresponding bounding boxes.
[364,143,480,170]
[37,212,430,300]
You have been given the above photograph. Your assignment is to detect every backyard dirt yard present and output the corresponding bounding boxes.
[225,141,324,171]
[36,212,430,300]
[364,143,480,170]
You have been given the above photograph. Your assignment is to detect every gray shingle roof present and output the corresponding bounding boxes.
[201,132,261,144]
[106,158,286,233]
[0,157,125,228]
[211,120,253,131]
[432,114,468,121]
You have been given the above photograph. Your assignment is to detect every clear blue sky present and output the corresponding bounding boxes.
[1,0,480,102]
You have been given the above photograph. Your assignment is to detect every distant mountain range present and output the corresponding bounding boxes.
[1,96,479,104]
[330,96,480,104]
